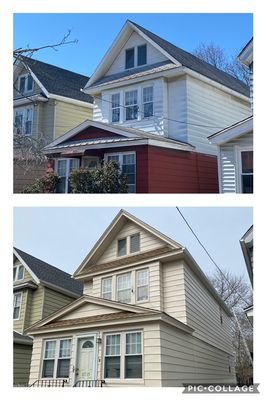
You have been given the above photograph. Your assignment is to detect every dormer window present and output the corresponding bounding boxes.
[117,238,127,257]
[18,74,33,94]
[137,44,147,66]
[125,48,135,69]
[13,264,24,281]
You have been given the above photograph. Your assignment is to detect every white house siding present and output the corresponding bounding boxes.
[91,260,162,311]
[185,75,251,155]
[97,220,166,265]
[219,132,253,193]
[59,302,120,320]
[83,280,93,295]
[161,260,187,324]
[183,262,233,354]
[167,76,188,143]
[106,31,168,76]
[160,323,236,386]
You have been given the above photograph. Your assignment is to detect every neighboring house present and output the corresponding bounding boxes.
[44,20,251,193]
[240,225,253,324]
[208,38,253,193]
[13,56,94,192]
[13,247,83,386]
[26,210,236,387]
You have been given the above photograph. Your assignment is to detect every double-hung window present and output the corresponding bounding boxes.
[143,87,153,118]
[125,90,138,121]
[111,93,120,123]
[104,331,143,380]
[130,233,140,253]
[13,292,22,320]
[136,269,149,302]
[14,107,33,135]
[137,45,147,66]
[240,150,253,193]
[117,273,131,303]
[102,277,112,300]
[18,74,33,95]
[13,265,24,282]
[42,339,71,379]
[106,153,136,193]
[117,237,127,257]
[55,158,80,193]
[125,48,135,69]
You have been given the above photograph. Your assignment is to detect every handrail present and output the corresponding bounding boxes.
[73,379,105,387]
[29,379,68,387]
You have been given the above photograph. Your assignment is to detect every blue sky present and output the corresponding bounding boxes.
[13,207,253,285]
[13,14,253,77]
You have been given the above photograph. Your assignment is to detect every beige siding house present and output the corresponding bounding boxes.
[13,248,83,386]
[26,210,236,387]
[13,57,94,192]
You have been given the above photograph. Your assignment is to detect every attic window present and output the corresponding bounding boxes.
[117,238,127,257]
[137,44,147,66]
[125,48,134,69]
[18,74,33,94]
[13,265,24,281]
[130,233,140,253]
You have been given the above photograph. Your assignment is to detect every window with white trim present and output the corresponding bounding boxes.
[105,152,136,193]
[117,272,131,303]
[55,158,80,193]
[14,107,33,135]
[102,277,112,300]
[125,48,135,69]
[137,45,147,66]
[117,238,127,257]
[13,292,22,320]
[111,93,120,123]
[240,150,253,193]
[42,339,71,379]
[18,74,33,94]
[104,331,143,380]
[143,86,153,118]
[136,269,149,302]
[130,233,140,253]
[125,90,138,121]
[13,264,24,282]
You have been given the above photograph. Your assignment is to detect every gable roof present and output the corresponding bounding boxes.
[208,115,253,144]
[84,20,249,98]
[15,56,93,103]
[13,247,83,297]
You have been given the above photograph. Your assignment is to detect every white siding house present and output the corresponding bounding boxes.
[26,210,236,387]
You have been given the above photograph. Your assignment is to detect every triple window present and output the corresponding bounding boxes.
[104,332,143,380]
[42,339,71,379]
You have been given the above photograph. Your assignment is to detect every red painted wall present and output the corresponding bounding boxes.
[72,126,122,141]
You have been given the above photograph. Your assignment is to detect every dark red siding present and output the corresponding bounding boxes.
[72,127,122,141]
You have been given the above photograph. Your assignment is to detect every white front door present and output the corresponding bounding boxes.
[75,336,96,382]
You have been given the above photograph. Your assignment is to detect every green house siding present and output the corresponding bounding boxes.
[13,268,32,286]
[28,285,45,327]
[42,287,76,318]
[13,343,32,385]
[13,290,27,333]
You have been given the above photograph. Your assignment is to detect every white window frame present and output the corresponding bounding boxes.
[111,93,121,123]
[117,237,127,257]
[13,264,25,282]
[104,152,136,193]
[236,146,253,193]
[116,272,132,304]
[125,48,135,70]
[101,276,113,300]
[55,158,80,193]
[13,292,23,320]
[41,338,72,380]
[18,73,34,95]
[137,44,147,67]
[104,331,143,381]
[130,233,140,254]
[14,106,33,135]
[125,89,138,121]
[136,268,149,303]
[142,85,154,118]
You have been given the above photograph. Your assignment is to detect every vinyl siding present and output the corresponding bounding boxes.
[183,262,233,354]
[59,302,120,320]
[160,323,236,386]
[83,280,93,295]
[13,343,33,385]
[106,31,168,76]
[167,76,188,142]
[38,99,56,144]
[54,100,92,140]
[97,220,165,265]
[219,132,253,193]
[28,285,44,327]
[186,75,251,155]
[13,291,27,333]
[42,287,77,319]
[13,267,33,285]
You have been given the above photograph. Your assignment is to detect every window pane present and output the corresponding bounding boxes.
[70,158,80,171]
[13,293,22,307]
[17,265,24,280]
[125,355,142,378]
[137,270,148,286]
[117,289,131,303]
[138,45,147,66]
[45,341,56,358]
[143,87,153,103]
[59,339,71,358]
[13,268,16,281]
[130,233,140,253]
[137,286,148,301]
[57,359,70,378]
[42,360,54,378]
[102,277,112,299]
[13,306,20,320]
[106,334,120,356]
[126,333,142,355]
[107,155,119,163]
[125,91,137,106]
[125,48,134,69]
[242,175,253,194]
[112,108,120,123]
[57,160,67,177]
[104,356,120,378]
[117,273,131,290]
[241,151,253,173]
[118,238,127,256]
[19,76,26,92]
[143,102,153,118]
[112,93,120,108]
[27,75,33,91]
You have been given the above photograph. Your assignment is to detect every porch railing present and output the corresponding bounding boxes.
[29,379,68,387]
[73,380,105,387]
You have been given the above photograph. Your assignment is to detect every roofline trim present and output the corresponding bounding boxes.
[208,116,253,144]
[13,248,40,285]
[49,94,94,108]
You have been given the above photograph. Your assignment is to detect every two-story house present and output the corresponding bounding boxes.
[44,20,251,193]
[13,247,83,386]
[13,56,94,192]
[26,210,236,387]
[208,38,253,193]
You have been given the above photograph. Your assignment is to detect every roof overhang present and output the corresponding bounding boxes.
[238,38,253,67]
[13,331,33,346]
[208,116,253,145]
[13,95,48,107]
[13,281,38,291]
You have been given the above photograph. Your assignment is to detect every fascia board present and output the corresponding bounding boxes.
[209,118,253,145]
[13,248,40,285]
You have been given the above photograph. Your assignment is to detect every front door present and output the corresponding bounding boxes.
[75,336,96,383]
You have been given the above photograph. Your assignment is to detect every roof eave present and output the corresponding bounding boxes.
[208,116,253,144]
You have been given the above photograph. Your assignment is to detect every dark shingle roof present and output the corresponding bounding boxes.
[129,20,250,97]
[19,56,93,103]
[14,247,83,296]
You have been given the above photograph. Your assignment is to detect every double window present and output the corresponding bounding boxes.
[117,233,140,257]
[13,264,24,282]
[104,332,143,380]
[106,152,136,193]
[18,74,33,95]
[125,45,147,69]
[14,107,33,135]
[13,292,22,320]
[55,158,80,193]
[42,339,71,379]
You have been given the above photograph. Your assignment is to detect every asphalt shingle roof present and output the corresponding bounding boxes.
[19,56,93,103]
[129,20,250,97]
[14,247,83,296]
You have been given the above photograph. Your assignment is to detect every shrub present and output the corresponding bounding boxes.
[22,172,60,193]
[70,161,128,193]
